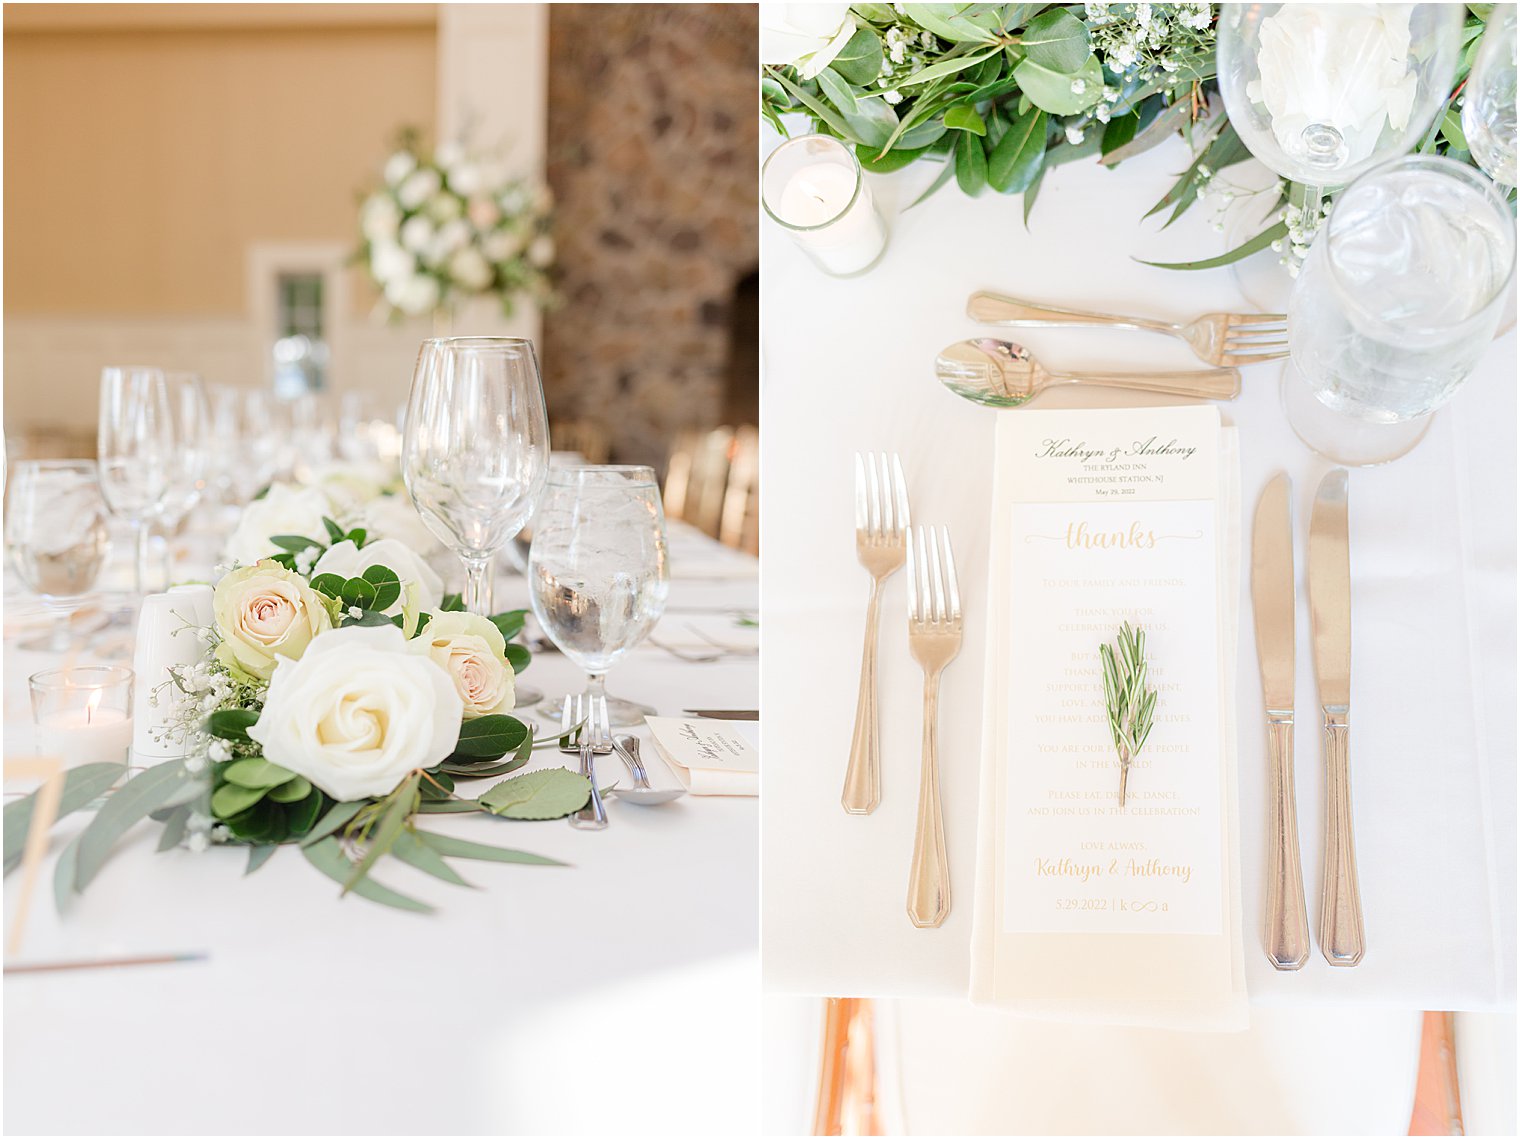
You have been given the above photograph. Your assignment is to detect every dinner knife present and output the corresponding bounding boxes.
[1252,472,1310,971]
[1309,468,1364,966]
[682,709,760,721]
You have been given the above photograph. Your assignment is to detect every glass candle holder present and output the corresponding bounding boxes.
[762,135,887,277]
[30,665,134,766]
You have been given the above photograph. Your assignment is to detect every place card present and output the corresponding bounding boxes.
[645,716,759,796]
[971,405,1246,1029]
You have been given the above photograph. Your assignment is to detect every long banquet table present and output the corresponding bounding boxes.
[3,521,759,1136]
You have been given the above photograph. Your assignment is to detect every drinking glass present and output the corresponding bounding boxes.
[529,466,670,727]
[1218,3,1463,226]
[6,461,112,652]
[402,337,550,615]
[1283,155,1516,465]
[1464,5,1517,193]
[98,366,181,595]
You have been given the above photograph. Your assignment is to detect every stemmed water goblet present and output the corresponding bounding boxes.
[6,460,112,652]
[402,337,550,617]
[1464,5,1518,195]
[97,366,187,597]
[1282,155,1516,465]
[529,466,670,728]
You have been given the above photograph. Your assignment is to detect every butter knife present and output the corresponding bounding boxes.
[1309,469,1364,966]
[1252,473,1310,970]
[682,709,760,720]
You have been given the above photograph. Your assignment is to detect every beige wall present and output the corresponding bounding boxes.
[4,15,437,316]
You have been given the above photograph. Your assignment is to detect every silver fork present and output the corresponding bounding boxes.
[842,452,909,815]
[966,291,1288,367]
[562,694,609,830]
[905,525,963,928]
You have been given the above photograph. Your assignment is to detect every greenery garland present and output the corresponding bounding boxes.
[762,3,1508,272]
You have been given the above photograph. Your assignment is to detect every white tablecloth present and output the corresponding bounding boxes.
[3,522,759,1136]
[760,136,1517,1013]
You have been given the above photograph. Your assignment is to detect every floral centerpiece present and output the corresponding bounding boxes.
[761,3,1504,272]
[358,128,556,321]
[8,520,591,914]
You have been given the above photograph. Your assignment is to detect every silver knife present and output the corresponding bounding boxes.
[682,709,760,721]
[1309,469,1364,966]
[1252,473,1310,970]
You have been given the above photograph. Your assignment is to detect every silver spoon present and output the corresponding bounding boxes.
[610,735,687,806]
[935,338,1240,408]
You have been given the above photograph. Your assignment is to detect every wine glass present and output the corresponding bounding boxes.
[402,337,550,615]
[1464,5,1518,193]
[1282,155,1516,465]
[97,366,180,596]
[529,466,670,727]
[6,461,112,652]
[154,373,212,583]
[1218,4,1464,228]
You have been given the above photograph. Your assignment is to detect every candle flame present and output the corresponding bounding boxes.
[85,687,102,725]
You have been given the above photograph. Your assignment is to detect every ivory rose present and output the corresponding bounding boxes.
[312,538,444,616]
[247,625,463,801]
[409,611,516,719]
[213,561,333,680]
[223,483,331,567]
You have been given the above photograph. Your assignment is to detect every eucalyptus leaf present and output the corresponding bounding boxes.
[858,144,927,173]
[1013,55,1102,115]
[1137,220,1290,271]
[245,844,278,875]
[299,800,365,848]
[988,106,1047,193]
[322,517,346,545]
[893,46,1002,89]
[816,66,859,115]
[414,831,566,866]
[417,799,483,814]
[906,156,957,209]
[765,67,863,145]
[1100,112,1139,157]
[477,768,592,820]
[301,837,432,913]
[342,775,417,893]
[339,577,377,608]
[1099,99,1190,165]
[155,805,190,852]
[270,534,323,554]
[390,830,474,887]
[1018,9,1090,73]
[310,573,346,598]
[53,832,83,913]
[4,763,123,871]
[896,118,949,150]
[73,761,196,892]
[840,96,900,149]
[1022,162,1046,227]
[831,27,885,85]
[901,4,1000,44]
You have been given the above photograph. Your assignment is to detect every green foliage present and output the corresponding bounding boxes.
[477,768,593,820]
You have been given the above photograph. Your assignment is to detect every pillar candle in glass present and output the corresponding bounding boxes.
[762,135,887,276]
[30,666,134,766]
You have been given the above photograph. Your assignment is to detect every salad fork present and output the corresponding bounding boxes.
[967,291,1288,367]
[562,694,609,830]
[905,525,962,928]
[842,452,909,815]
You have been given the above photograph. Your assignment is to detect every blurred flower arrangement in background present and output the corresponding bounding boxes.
[357,128,557,320]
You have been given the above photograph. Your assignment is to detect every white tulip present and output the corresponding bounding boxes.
[313,538,443,616]
[397,167,443,211]
[247,625,463,801]
[760,4,856,80]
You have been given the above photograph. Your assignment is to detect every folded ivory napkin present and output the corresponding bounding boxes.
[970,405,1247,1030]
[645,716,759,796]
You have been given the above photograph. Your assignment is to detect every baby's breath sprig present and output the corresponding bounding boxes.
[1100,622,1158,810]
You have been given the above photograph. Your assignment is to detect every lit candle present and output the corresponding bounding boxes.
[29,666,134,767]
[763,136,887,276]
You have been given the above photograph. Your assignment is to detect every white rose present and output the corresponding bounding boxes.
[427,192,463,223]
[383,150,416,186]
[449,163,483,197]
[397,167,443,210]
[212,561,333,680]
[435,140,465,171]
[436,218,471,255]
[361,194,401,242]
[409,611,515,719]
[385,272,441,316]
[369,241,413,286]
[528,234,555,268]
[467,197,502,231]
[1247,4,1419,169]
[313,537,443,616]
[362,493,441,556]
[498,185,529,214]
[224,482,331,566]
[247,626,463,801]
[760,4,856,80]
[400,214,435,253]
[302,460,395,514]
[449,246,494,290]
[485,229,527,262]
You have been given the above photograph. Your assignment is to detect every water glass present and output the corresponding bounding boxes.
[529,466,670,727]
[6,460,111,652]
[1464,5,1517,191]
[1283,155,1516,465]
[402,337,550,615]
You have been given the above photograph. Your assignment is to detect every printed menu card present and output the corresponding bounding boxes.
[971,405,1246,1029]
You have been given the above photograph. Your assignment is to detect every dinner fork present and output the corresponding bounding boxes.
[905,525,962,928]
[562,694,609,830]
[843,452,909,815]
[966,291,1288,367]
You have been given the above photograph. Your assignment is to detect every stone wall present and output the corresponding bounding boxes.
[543,3,758,470]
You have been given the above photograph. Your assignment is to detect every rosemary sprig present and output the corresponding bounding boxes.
[1100,622,1158,810]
